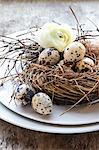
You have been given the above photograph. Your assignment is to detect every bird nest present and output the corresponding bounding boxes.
[0,37,98,107]
[19,41,99,106]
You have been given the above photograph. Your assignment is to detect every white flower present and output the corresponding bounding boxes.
[35,22,75,52]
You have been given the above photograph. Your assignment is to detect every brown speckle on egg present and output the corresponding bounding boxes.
[47,49,52,56]
[32,92,53,115]
[46,61,50,65]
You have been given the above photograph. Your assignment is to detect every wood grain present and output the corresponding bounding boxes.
[0,0,99,149]
[0,119,99,150]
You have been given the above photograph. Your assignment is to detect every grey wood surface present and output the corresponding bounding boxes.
[0,0,99,149]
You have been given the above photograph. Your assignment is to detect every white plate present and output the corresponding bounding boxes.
[1,102,99,134]
[0,81,99,126]
[0,30,99,126]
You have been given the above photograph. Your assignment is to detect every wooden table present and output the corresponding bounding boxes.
[0,0,99,149]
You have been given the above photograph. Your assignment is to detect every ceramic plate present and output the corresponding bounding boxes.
[0,80,99,126]
[1,102,99,134]
[0,30,99,126]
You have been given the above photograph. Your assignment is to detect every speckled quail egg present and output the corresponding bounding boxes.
[76,57,94,72]
[15,84,36,105]
[64,42,86,63]
[83,57,94,66]
[38,48,60,65]
[32,92,53,115]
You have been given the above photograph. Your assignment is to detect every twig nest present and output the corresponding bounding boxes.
[76,57,94,72]
[64,42,86,63]
[32,92,53,115]
[38,48,60,65]
[15,84,36,105]
[35,22,74,52]
[85,39,99,56]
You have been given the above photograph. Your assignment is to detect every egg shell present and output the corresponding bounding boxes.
[83,57,94,66]
[76,57,94,72]
[64,42,86,62]
[15,84,35,105]
[16,84,28,99]
[38,48,60,65]
[58,60,64,66]
[32,92,53,115]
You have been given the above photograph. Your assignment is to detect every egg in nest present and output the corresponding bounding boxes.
[38,48,60,65]
[64,42,86,63]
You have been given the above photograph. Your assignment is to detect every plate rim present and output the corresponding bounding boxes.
[1,98,99,126]
[1,102,99,134]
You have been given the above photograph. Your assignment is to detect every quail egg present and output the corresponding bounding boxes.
[64,42,86,63]
[83,57,94,66]
[15,84,36,105]
[38,48,60,65]
[76,57,94,72]
[32,92,53,115]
